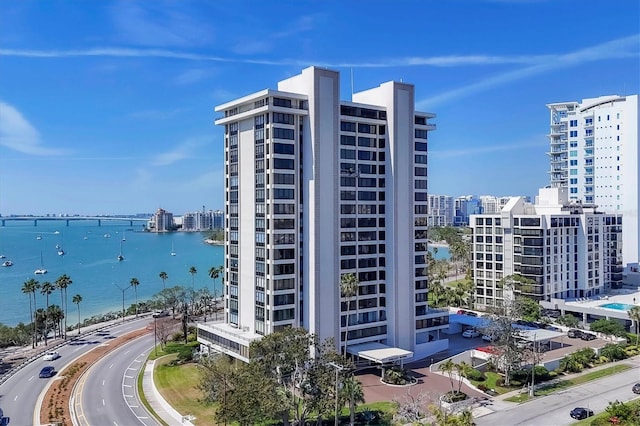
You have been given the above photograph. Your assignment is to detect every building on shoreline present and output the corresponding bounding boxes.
[470,187,623,311]
[198,66,449,363]
[147,208,175,232]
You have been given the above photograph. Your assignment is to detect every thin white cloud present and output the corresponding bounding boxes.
[150,136,212,167]
[0,101,67,155]
[417,34,639,109]
[174,68,211,85]
[431,137,547,158]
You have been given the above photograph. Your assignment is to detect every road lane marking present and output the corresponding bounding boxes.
[14,395,18,401]
[109,363,114,369]
[124,375,133,379]
[124,394,134,398]
[102,379,105,386]
[28,375,34,381]
[123,384,132,388]
[103,399,105,406]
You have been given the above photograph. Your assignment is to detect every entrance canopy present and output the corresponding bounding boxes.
[347,342,413,364]
[518,329,566,342]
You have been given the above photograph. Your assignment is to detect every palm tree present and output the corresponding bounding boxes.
[130,277,140,317]
[341,376,365,425]
[628,306,640,346]
[47,305,63,339]
[21,278,38,348]
[189,266,197,290]
[40,281,55,346]
[55,274,72,338]
[340,273,359,357]
[208,266,223,320]
[159,271,168,290]
[72,294,83,335]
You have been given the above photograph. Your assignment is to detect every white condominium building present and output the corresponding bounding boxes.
[547,95,638,266]
[198,66,449,363]
[471,187,623,310]
[479,195,515,214]
[427,194,454,226]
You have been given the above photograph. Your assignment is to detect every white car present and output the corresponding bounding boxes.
[43,351,61,361]
[482,334,497,342]
[462,329,480,338]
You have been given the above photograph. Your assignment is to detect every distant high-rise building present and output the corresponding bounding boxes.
[454,195,482,227]
[547,95,638,265]
[427,194,454,226]
[182,210,215,231]
[212,209,224,230]
[470,187,623,310]
[197,66,448,363]
[149,208,174,232]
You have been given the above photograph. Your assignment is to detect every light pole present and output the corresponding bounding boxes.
[154,315,158,356]
[328,361,345,426]
[114,283,131,323]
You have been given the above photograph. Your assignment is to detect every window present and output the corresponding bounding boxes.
[415,129,428,139]
[274,158,294,170]
[272,97,292,108]
[340,135,356,146]
[274,188,295,199]
[570,120,577,127]
[341,121,356,132]
[273,173,295,185]
[570,131,578,137]
[340,149,356,159]
[272,112,294,124]
[358,123,375,134]
[273,127,295,140]
[273,143,294,155]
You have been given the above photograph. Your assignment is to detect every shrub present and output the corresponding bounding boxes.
[171,331,184,341]
[464,367,486,382]
[495,377,504,386]
[442,391,467,403]
[548,371,558,378]
[477,383,488,392]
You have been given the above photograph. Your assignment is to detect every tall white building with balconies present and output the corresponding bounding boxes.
[547,95,638,266]
[470,187,623,311]
[198,66,448,363]
[427,194,454,226]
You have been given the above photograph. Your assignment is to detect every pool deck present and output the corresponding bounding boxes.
[544,286,640,321]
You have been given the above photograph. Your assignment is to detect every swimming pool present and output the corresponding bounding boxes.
[599,302,636,311]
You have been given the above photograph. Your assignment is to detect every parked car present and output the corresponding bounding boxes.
[568,329,584,338]
[39,366,56,378]
[482,334,497,342]
[632,383,640,394]
[580,332,596,341]
[570,407,594,420]
[43,351,61,361]
[462,329,480,338]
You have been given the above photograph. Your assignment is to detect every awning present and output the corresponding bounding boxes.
[347,342,413,364]
[518,329,566,342]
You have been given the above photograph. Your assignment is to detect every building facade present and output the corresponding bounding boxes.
[547,95,638,266]
[148,208,174,232]
[454,195,482,227]
[471,187,623,311]
[182,209,215,231]
[427,194,454,227]
[198,66,448,362]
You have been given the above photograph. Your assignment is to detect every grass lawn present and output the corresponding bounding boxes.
[504,364,632,403]
[154,354,216,425]
[471,371,513,395]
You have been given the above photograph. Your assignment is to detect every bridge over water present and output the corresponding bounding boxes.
[0,216,150,227]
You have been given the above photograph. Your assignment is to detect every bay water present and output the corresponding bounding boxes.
[0,220,223,326]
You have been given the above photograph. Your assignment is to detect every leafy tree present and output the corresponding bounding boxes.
[605,400,637,423]
[340,273,359,357]
[72,294,82,335]
[589,318,627,337]
[517,296,543,322]
[629,306,640,346]
[557,314,579,328]
[341,376,365,426]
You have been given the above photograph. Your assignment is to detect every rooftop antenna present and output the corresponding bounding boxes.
[350,67,354,99]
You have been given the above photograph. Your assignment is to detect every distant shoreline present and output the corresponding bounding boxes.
[204,239,224,246]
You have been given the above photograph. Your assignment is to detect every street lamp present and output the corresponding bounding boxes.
[114,283,132,323]
[328,361,345,426]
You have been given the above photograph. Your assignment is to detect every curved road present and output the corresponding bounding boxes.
[0,318,150,426]
[475,360,640,426]
[74,333,159,426]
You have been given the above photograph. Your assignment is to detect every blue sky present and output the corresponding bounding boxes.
[0,0,638,216]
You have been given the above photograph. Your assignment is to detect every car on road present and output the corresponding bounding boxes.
[568,329,584,338]
[580,332,596,341]
[462,329,480,338]
[43,351,61,361]
[39,366,56,378]
[570,407,594,420]
[152,310,170,318]
[632,383,640,394]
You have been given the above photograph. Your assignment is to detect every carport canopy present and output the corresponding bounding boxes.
[449,313,492,329]
[347,342,414,364]
[518,329,566,342]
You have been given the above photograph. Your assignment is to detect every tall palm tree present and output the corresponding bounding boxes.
[130,277,140,317]
[55,274,72,339]
[72,294,83,335]
[341,376,365,425]
[189,266,197,290]
[31,280,41,345]
[208,266,222,320]
[340,273,359,357]
[629,306,640,346]
[47,305,63,339]
[159,271,168,290]
[21,278,38,348]
[40,281,55,346]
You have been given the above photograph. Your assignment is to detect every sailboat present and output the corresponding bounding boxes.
[170,241,176,256]
[117,240,124,261]
[122,230,126,242]
[57,233,65,256]
[35,251,47,275]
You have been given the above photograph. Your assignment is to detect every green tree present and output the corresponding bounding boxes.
[341,376,365,425]
[54,274,72,338]
[72,294,83,335]
[340,273,359,357]
[517,296,543,322]
[40,281,55,345]
[130,277,140,317]
[589,318,627,337]
[627,306,640,346]
[21,278,39,348]
[557,314,579,328]
[47,304,64,339]
[159,271,168,290]
[599,343,627,362]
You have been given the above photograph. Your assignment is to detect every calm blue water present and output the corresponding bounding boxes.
[0,221,223,326]
[599,302,636,311]
[428,245,450,260]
